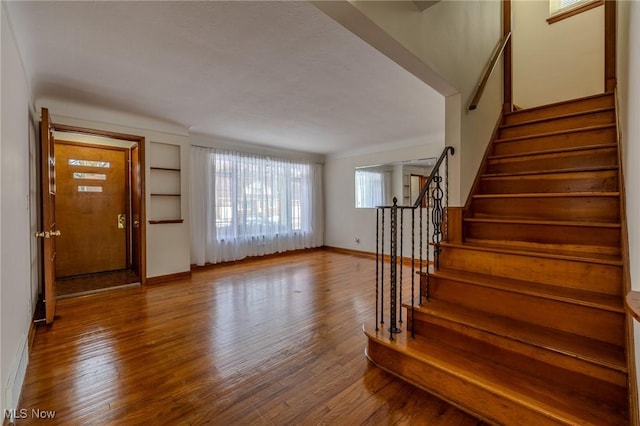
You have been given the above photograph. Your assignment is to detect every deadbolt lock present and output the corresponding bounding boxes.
[34,229,60,238]
[118,214,126,229]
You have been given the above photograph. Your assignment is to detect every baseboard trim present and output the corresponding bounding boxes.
[3,333,29,423]
[322,246,429,267]
[190,247,325,271]
[146,271,192,285]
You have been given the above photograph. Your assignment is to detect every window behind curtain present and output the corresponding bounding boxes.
[355,169,386,208]
[213,151,310,239]
[190,145,323,265]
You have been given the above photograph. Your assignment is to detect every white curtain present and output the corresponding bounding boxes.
[355,169,386,208]
[190,146,323,265]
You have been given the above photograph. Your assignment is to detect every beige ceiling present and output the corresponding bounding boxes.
[5,1,444,155]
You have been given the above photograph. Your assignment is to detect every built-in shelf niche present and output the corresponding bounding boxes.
[149,142,183,224]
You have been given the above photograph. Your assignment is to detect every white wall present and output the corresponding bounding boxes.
[344,0,503,206]
[1,2,34,415]
[1,3,4,416]
[36,99,191,279]
[325,134,443,253]
[619,0,640,416]
[513,0,604,108]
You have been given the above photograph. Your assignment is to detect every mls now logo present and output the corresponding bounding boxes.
[3,409,27,420]
[4,408,56,420]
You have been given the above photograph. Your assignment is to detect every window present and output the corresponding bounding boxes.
[68,159,110,168]
[73,172,106,180]
[190,146,323,265]
[77,185,102,193]
[355,169,387,208]
[213,152,310,238]
[548,0,603,24]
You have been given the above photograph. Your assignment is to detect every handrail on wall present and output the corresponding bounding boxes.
[468,32,512,111]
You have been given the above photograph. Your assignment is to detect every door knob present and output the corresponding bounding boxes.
[133,220,140,228]
[34,231,50,238]
[51,230,61,236]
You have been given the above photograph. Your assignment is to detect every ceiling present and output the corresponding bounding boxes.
[5,1,444,155]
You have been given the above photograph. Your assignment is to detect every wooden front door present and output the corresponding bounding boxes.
[40,108,57,324]
[54,142,128,277]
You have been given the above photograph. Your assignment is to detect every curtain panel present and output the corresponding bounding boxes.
[190,145,323,265]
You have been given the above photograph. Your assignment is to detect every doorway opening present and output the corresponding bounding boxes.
[49,125,146,300]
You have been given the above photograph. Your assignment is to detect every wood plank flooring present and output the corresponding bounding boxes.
[16,249,481,425]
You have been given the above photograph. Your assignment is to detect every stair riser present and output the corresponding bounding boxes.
[464,222,620,254]
[408,310,627,388]
[499,110,614,139]
[471,196,620,222]
[486,148,617,174]
[493,127,616,155]
[425,276,624,346]
[366,340,566,426]
[480,171,618,194]
[503,95,614,125]
[439,246,622,295]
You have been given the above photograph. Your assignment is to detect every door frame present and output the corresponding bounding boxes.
[50,123,147,285]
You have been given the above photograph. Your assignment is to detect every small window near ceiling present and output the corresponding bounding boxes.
[548,0,603,24]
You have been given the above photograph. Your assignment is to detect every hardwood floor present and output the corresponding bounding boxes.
[17,249,481,425]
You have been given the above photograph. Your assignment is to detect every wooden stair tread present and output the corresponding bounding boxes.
[441,241,623,265]
[482,165,618,179]
[503,92,613,116]
[505,91,614,115]
[499,107,614,130]
[429,269,623,312]
[462,238,620,257]
[407,300,626,372]
[494,124,616,144]
[464,217,620,228]
[473,191,619,199]
[365,321,626,424]
[488,143,617,161]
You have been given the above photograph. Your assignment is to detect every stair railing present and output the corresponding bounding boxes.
[468,32,511,111]
[375,146,455,340]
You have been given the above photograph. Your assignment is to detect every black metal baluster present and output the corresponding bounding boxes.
[419,203,423,304]
[445,154,449,242]
[426,190,430,302]
[389,198,400,339]
[375,208,379,331]
[380,208,385,326]
[432,173,443,271]
[411,209,415,338]
[399,208,404,324]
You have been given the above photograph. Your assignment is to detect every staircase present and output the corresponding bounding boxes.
[364,92,630,425]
